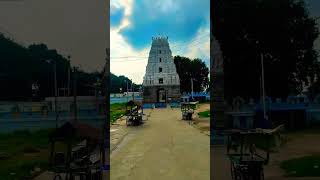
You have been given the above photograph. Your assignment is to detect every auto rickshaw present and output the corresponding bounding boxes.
[181,102,198,120]
[125,100,143,126]
[223,125,284,180]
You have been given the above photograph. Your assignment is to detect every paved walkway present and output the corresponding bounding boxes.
[110,108,210,180]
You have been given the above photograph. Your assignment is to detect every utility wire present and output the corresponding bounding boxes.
[111,32,209,59]
[110,32,210,60]
[111,35,210,63]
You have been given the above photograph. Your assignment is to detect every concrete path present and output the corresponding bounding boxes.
[110,108,210,180]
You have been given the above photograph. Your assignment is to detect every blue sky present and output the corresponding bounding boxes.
[110,0,210,84]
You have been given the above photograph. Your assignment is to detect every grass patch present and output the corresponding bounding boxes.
[111,103,126,123]
[0,129,80,180]
[281,155,320,177]
[0,157,49,180]
[0,129,53,180]
[198,110,210,118]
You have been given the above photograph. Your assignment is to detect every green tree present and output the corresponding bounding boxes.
[0,34,34,100]
[174,56,209,93]
[0,33,103,100]
[212,0,319,101]
[28,43,71,98]
[110,73,140,93]
[308,62,320,99]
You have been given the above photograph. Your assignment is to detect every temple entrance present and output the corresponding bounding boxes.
[157,89,166,103]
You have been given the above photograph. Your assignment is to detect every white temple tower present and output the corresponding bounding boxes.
[143,36,181,103]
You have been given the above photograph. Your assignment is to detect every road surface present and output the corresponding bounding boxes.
[110,108,210,180]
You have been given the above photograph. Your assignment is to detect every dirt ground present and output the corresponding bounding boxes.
[192,103,210,135]
[110,108,210,180]
[34,105,210,180]
[264,131,320,180]
[111,105,320,180]
[211,130,320,180]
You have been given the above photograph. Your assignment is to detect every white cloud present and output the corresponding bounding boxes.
[110,0,149,84]
[142,0,179,17]
[110,0,133,30]
[169,22,210,66]
[182,25,210,64]
[110,0,210,84]
[110,27,149,84]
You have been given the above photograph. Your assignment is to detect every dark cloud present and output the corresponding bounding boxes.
[0,0,109,72]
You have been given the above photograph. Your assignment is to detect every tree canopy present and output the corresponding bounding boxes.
[110,73,141,93]
[174,56,209,93]
[212,0,319,101]
[0,34,103,100]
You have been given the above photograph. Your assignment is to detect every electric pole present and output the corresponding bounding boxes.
[191,78,194,101]
[132,81,135,101]
[261,53,267,121]
[126,80,129,93]
[73,67,77,122]
[126,80,129,102]
[54,61,58,129]
[68,56,71,96]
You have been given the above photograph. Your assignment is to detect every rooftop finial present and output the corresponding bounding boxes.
[151,35,169,42]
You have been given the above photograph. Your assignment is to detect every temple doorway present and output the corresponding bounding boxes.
[157,89,166,103]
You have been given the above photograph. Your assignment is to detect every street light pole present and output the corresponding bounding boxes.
[261,53,267,122]
[132,81,135,101]
[68,56,71,96]
[53,61,58,129]
[191,78,194,101]
[255,40,268,124]
[45,59,58,128]
[73,67,77,122]
[126,80,129,102]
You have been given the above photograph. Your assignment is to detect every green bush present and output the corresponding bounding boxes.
[110,103,126,123]
[198,110,210,118]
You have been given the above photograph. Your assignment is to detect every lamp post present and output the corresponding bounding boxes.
[46,59,58,129]
[132,79,134,101]
[126,80,129,93]
[255,41,268,124]
[125,80,129,102]
[94,78,101,112]
[191,78,194,101]
[261,53,267,121]
[67,56,71,96]
[73,67,77,122]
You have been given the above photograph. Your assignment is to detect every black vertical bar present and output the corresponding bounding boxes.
[102,1,110,179]
[102,47,110,178]
[210,1,213,180]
